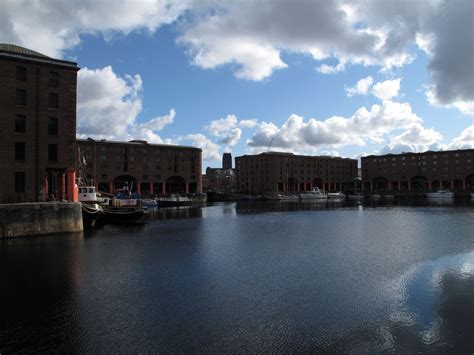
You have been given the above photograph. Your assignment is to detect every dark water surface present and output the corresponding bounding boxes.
[1,201,474,353]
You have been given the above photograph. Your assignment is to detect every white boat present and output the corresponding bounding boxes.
[327,192,346,199]
[78,186,104,227]
[371,194,381,200]
[300,187,327,200]
[426,190,454,198]
[157,194,193,207]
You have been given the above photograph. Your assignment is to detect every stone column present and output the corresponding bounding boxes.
[388,181,392,191]
[439,180,442,189]
[428,181,432,191]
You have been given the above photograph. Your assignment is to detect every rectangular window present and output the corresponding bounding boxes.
[15,142,25,160]
[15,172,25,193]
[48,72,59,87]
[16,89,26,106]
[48,93,58,109]
[48,117,58,136]
[15,114,26,133]
[16,66,27,81]
[48,144,57,162]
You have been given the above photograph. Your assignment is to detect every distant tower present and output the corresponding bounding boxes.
[222,153,232,170]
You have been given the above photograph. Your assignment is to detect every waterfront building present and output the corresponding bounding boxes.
[0,44,78,203]
[235,152,358,194]
[361,149,474,192]
[76,139,202,196]
[203,153,236,193]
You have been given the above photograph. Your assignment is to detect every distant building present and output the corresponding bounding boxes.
[0,44,78,203]
[235,152,358,194]
[222,152,232,170]
[76,139,202,195]
[203,153,236,193]
[361,149,474,192]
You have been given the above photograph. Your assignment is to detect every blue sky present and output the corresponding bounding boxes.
[1,0,473,168]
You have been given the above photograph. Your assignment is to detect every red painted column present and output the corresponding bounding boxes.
[370,182,373,192]
[185,182,189,194]
[408,181,411,191]
[162,183,166,195]
[150,182,154,195]
[439,180,443,189]
[66,169,77,202]
[451,179,454,191]
[462,179,466,190]
[109,182,113,194]
[60,173,66,200]
[136,182,141,195]
[388,181,392,191]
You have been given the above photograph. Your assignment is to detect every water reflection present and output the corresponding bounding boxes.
[1,203,473,353]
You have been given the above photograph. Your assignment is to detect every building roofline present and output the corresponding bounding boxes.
[361,148,474,159]
[76,138,202,151]
[235,151,357,160]
[0,43,77,68]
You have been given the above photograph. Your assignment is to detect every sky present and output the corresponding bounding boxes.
[1,0,473,168]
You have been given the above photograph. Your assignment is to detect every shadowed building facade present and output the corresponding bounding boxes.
[361,149,474,192]
[0,44,78,203]
[77,139,202,196]
[235,152,358,194]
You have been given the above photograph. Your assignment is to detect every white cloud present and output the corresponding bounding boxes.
[1,0,472,115]
[204,114,258,147]
[345,76,374,97]
[443,125,474,150]
[176,134,221,161]
[0,0,190,58]
[247,100,425,154]
[371,79,401,101]
[77,66,143,138]
[383,123,442,153]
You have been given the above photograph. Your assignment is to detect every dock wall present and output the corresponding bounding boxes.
[0,202,83,238]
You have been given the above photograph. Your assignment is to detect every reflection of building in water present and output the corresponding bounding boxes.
[203,153,236,193]
[361,149,474,192]
[235,152,357,194]
[77,139,202,196]
[0,44,79,203]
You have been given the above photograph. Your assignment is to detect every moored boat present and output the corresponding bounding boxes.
[327,192,346,199]
[157,194,193,207]
[300,187,327,200]
[426,190,454,198]
[78,186,104,228]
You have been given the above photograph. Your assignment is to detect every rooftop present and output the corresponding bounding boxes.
[0,43,77,68]
[76,138,201,151]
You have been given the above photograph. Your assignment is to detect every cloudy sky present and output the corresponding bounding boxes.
[1,0,473,167]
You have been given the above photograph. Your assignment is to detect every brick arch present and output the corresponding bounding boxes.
[166,175,187,194]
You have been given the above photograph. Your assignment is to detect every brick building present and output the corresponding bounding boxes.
[235,152,358,194]
[0,44,78,203]
[77,139,202,196]
[361,149,474,192]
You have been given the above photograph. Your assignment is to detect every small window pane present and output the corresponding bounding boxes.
[48,117,58,135]
[16,89,26,106]
[15,142,25,160]
[15,114,26,133]
[48,93,58,109]
[16,67,27,81]
[49,72,59,87]
[15,172,25,193]
[48,144,57,162]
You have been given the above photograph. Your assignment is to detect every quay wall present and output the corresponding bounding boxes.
[0,202,83,238]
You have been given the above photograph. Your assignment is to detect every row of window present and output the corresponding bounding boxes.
[16,89,59,108]
[14,115,58,135]
[16,66,59,87]
[15,142,58,162]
